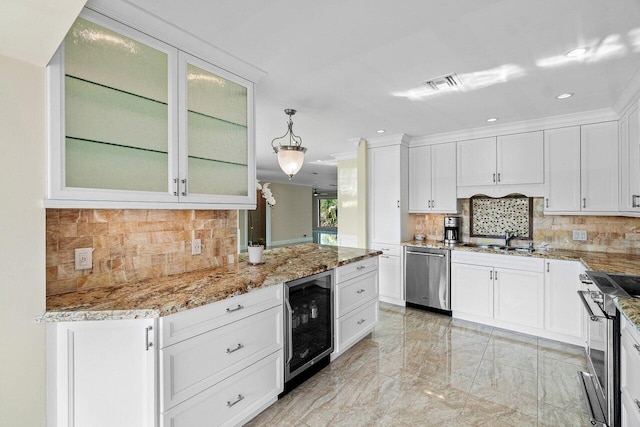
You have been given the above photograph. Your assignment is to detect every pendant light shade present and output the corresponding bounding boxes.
[271,109,307,179]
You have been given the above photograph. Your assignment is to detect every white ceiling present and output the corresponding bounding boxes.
[100,1,640,190]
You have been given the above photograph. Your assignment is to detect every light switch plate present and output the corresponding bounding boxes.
[572,230,587,241]
[191,239,202,255]
[74,247,93,270]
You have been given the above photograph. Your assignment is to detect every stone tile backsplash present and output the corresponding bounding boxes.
[411,198,640,254]
[46,209,237,296]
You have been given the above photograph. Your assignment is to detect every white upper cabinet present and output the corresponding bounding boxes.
[456,131,544,196]
[408,142,457,213]
[581,122,619,212]
[46,10,256,209]
[619,102,640,213]
[457,137,496,186]
[544,126,582,212]
[496,132,544,185]
[368,142,409,245]
[544,122,618,214]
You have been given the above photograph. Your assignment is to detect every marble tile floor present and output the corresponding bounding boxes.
[245,303,592,427]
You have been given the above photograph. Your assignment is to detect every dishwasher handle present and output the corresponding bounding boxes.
[406,251,445,258]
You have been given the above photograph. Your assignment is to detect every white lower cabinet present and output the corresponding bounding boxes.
[493,267,543,329]
[621,316,640,427]
[372,244,403,305]
[451,251,584,344]
[46,318,157,427]
[47,286,283,427]
[544,259,583,344]
[333,257,379,358]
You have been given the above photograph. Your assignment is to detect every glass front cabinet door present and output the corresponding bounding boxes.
[46,9,256,209]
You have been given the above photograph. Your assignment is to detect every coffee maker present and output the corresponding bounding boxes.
[443,216,461,244]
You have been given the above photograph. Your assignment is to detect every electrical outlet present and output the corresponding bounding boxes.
[74,247,93,270]
[191,238,202,255]
[572,230,587,241]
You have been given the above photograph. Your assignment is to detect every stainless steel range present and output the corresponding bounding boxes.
[579,271,640,427]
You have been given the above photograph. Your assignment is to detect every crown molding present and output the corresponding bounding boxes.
[366,133,410,149]
[409,108,618,146]
[85,0,267,83]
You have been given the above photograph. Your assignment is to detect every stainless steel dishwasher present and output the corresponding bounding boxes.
[405,246,451,314]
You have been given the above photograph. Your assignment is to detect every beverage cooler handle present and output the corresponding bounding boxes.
[285,299,293,365]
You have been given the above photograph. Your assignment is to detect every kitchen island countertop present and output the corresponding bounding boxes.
[403,239,640,334]
[37,244,381,322]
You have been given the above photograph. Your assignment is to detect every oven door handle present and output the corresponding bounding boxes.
[577,290,608,321]
[285,299,293,366]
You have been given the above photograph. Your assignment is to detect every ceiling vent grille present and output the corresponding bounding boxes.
[423,73,461,91]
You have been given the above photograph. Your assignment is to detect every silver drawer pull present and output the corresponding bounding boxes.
[633,343,640,355]
[226,304,244,313]
[357,319,366,325]
[356,265,366,270]
[227,394,244,408]
[226,343,244,354]
[145,326,153,351]
[635,398,640,413]
[356,289,366,294]
[381,248,390,251]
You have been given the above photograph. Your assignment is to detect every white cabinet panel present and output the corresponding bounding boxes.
[47,318,157,427]
[378,254,403,302]
[451,262,493,318]
[409,143,457,213]
[369,145,402,244]
[497,131,543,185]
[581,122,619,212]
[457,137,496,186]
[336,299,379,354]
[620,103,640,213]
[336,271,378,317]
[431,142,458,212]
[493,268,544,329]
[544,260,582,339]
[544,126,581,212]
[621,316,640,427]
[408,145,431,212]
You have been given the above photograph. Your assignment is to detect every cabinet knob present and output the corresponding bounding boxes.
[583,198,586,209]
[545,198,549,208]
[497,173,501,182]
[493,173,496,183]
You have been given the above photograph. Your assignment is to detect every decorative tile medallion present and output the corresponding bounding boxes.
[470,195,532,238]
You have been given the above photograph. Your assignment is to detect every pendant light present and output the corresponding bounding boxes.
[271,109,307,179]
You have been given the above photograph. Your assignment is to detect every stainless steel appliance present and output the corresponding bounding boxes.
[405,247,451,314]
[579,271,640,427]
[283,270,334,394]
[443,216,461,244]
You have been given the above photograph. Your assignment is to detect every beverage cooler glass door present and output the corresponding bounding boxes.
[284,270,334,382]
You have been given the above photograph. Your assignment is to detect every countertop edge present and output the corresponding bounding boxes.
[37,246,382,323]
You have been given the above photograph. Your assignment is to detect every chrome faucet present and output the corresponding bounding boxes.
[504,232,517,248]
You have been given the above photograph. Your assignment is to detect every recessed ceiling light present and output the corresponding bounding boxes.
[486,117,498,122]
[566,47,589,57]
[376,129,386,134]
[556,93,574,99]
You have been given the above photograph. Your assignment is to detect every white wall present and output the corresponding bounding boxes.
[0,54,46,426]
[269,182,313,246]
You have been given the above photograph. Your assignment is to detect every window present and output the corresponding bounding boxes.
[318,198,338,228]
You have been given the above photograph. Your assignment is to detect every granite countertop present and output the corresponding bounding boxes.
[37,244,382,322]
[403,239,640,333]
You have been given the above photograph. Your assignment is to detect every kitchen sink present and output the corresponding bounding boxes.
[462,243,535,253]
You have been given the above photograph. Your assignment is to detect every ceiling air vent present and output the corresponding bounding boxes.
[423,73,461,91]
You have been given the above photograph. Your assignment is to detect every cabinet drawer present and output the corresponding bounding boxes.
[161,350,283,427]
[336,257,378,284]
[160,306,282,411]
[337,270,378,317]
[337,299,378,352]
[159,285,283,348]
[371,243,401,257]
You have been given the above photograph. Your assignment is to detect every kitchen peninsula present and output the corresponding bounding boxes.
[38,243,381,427]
